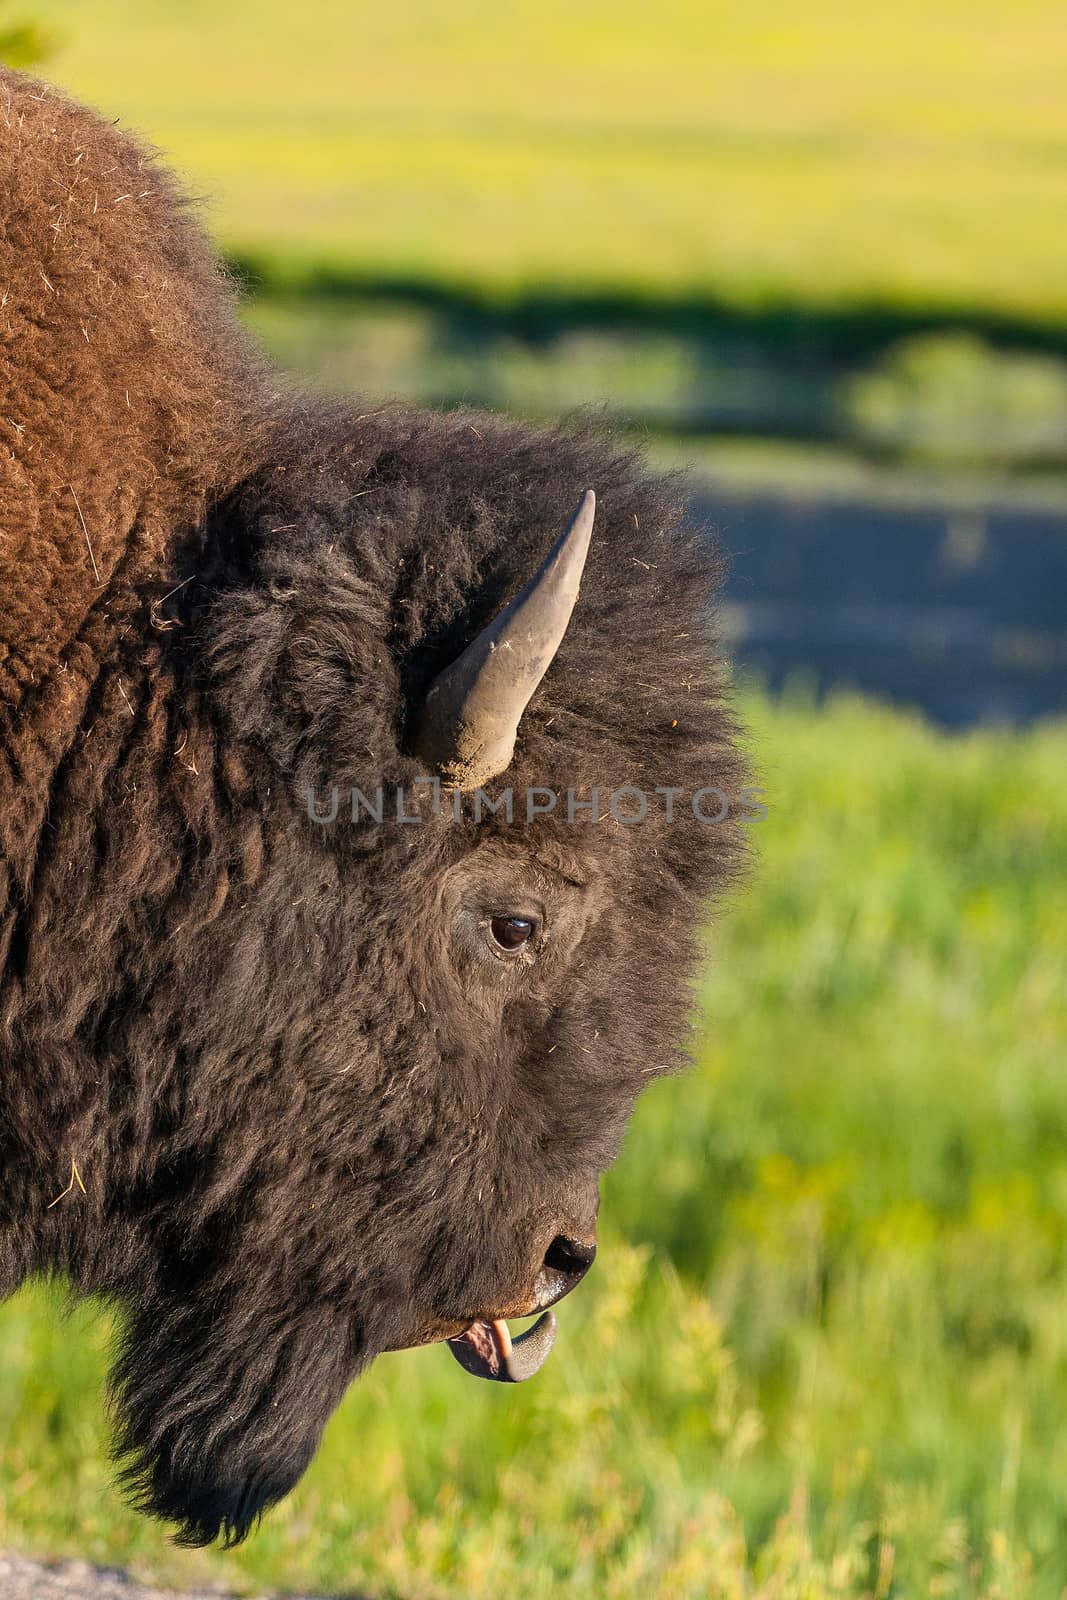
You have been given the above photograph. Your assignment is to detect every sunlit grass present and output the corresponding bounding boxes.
[27,0,1067,321]
[2,692,1066,1596]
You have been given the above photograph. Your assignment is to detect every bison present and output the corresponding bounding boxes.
[0,66,747,1545]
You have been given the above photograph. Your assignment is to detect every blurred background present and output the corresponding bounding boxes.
[1,3,1065,1596]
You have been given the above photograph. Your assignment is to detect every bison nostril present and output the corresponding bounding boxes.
[543,1233,597,1285]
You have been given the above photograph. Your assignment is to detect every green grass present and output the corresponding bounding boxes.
[26,0,1067,323]
[3,691,1066,1598]
[242,297,1067,470]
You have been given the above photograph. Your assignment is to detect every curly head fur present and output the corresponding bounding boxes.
[0,66,748,1544]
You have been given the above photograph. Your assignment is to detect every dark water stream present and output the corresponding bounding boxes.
[697,487,1067,727]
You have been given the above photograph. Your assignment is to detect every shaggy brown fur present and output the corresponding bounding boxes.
[0,66,747,1545]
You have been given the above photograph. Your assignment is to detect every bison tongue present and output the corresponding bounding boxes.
[447,1311,557,1382]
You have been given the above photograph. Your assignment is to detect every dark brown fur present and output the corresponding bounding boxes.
[0,67,747,1544]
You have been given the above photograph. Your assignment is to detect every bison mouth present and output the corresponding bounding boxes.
[446,1310,557,1382]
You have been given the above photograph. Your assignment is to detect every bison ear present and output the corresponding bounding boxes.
[412,490,595,789]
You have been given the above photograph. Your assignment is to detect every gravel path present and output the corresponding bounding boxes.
[0,1552,343,1600]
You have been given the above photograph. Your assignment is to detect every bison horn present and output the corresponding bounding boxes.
[412,489,596,789]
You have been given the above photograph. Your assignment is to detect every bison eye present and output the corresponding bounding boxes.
[489,915,536,953]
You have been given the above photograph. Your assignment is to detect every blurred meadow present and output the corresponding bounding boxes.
[18,0,1067,472]
[16,0,1067,315]
[3,3,1067,1597]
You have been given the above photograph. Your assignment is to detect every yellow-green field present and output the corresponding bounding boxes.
[24,0,1067,321]
[3,694,1066,1598]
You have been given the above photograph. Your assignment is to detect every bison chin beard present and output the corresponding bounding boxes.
[109,1295,357,1547]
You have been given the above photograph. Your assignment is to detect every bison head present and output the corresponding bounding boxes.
[4,411,745,1544]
